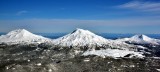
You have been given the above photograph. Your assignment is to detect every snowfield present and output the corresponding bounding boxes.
[82,49,144,58]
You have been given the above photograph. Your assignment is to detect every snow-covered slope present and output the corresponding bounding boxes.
[53,28,109,47]
[117,34,160,45]
[0,29,51,44]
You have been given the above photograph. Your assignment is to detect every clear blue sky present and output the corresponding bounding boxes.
[0,0,160,34]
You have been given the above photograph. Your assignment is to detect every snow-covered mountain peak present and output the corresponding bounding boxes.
[6,29,33,37]
[71,28,95,35]
[117,34,160,45]
[0,29,51,43]
[131,34,152,41]
[9,29,28,33]
[53,28,108,47]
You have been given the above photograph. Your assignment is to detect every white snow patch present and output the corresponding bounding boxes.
[27,59,30,62]
[157,69,160,72]
[152,57,160,59]
[129,65,135,68]
[137,45,147,49]
[84,58,90,62]
[48,69,52,72]
[36,63,42,66]
[6,66,9,70]
[74,50,83,55]
[82,49,144,58]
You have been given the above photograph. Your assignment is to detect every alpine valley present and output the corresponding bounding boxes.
[0,28,160,72]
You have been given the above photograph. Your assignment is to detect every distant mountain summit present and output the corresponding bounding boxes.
[117,34,160,45]
[0,29,51,43]
[53,28,110,47]
[131,34,152,41]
